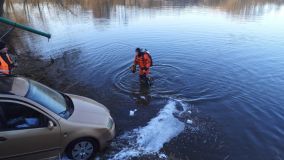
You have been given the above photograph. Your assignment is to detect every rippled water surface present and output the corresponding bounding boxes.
[1,0,284,159]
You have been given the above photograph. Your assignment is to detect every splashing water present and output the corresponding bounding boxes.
[109,100,190,160]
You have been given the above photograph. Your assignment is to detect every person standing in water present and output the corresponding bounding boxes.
[131,48,153,84]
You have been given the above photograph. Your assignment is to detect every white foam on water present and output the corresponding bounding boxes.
[110,100,188,160]
[129,109,138,117]
[187,119,193,124]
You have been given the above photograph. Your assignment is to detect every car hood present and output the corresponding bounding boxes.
[67,94,110,126]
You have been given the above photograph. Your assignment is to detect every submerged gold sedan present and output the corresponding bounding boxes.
[0,76,115,160]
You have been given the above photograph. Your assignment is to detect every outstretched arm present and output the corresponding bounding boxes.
[2,48,14,67]
[131,54,138,73]
[133,53,138,65]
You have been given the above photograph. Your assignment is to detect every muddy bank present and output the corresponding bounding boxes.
[12,51,104,109]
[14,53,84,94]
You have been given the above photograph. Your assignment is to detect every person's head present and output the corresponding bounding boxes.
[136,48,144,57]
[136,48,141,54]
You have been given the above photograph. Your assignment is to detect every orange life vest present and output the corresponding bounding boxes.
[0,54,12,75]
[134,52,153,75]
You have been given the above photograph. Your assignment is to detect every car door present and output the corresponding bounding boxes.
[0,100,61,160]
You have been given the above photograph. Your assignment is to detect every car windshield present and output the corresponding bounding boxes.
[25,80,67,116]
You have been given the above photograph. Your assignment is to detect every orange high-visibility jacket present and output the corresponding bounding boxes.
[0,54,13,75]
[134,52,153,75]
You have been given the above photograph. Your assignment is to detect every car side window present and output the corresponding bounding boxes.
[0,102,48,131]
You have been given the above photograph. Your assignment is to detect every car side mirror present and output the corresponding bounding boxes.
[48,120,54,130]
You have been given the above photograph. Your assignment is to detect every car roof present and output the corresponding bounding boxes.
[0,76,30,97]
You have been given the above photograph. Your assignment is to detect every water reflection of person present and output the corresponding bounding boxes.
[132,81,152,106]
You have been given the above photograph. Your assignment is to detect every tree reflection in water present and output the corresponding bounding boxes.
[0,0,283,25]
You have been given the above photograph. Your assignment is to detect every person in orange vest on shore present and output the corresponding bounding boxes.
[131,48,153,84]
[0,42,15,75]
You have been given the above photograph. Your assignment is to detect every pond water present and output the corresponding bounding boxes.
[1,0,284,159]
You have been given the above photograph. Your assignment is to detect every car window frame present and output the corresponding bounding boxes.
[0,95,63,121]
[0,99,58,132]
